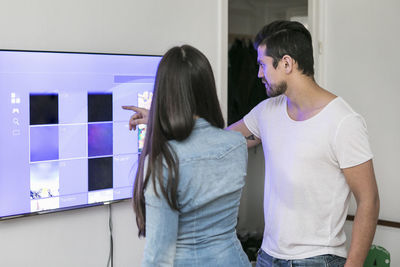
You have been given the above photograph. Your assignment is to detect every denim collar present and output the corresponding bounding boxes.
[194,118,209,129]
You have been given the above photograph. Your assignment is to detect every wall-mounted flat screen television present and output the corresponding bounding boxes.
[0,50,161,219]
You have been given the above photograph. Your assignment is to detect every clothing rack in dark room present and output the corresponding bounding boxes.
[228,34,267,126]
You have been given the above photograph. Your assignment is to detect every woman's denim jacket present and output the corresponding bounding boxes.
[142,118,250,267]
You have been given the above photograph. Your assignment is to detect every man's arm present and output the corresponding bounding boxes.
[122,105,261,148]
[226,119,261,148]
[343,159,380,267]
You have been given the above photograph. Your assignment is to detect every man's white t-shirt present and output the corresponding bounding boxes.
[244,95,373,260]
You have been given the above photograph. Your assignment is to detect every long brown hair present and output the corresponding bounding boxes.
[133,45,225,237]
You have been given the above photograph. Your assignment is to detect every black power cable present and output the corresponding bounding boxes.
[107,204,113,267]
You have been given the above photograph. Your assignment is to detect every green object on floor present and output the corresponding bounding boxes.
[364,245,390,267]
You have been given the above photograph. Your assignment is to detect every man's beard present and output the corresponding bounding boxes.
[266,80,287,97]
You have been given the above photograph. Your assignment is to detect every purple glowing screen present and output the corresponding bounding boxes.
[0,50,161,219]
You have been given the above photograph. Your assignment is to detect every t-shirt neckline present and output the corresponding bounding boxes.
[283,96,341,123]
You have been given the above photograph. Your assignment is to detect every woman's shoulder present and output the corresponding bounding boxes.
[170,119,246,162]
[206,123,246,145]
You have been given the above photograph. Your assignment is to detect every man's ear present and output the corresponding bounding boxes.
[281,55,294,74]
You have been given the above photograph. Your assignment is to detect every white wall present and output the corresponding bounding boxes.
[0,0,227,266]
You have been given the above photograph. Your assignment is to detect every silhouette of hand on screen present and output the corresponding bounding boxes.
[122,105,149,131]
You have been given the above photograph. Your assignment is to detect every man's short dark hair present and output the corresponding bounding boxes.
[254,20,314,77]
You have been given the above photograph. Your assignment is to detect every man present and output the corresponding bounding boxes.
[124,20,379,267]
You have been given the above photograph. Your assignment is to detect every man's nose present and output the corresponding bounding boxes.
[258,66,264,78]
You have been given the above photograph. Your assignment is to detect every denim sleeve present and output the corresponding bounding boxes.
[142,180,179,267]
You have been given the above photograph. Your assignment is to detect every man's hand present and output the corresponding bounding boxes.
[122,105,149,130]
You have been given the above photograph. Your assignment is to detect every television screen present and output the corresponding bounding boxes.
[0,50,161,219]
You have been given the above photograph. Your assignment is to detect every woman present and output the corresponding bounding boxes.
[129,45,250,267]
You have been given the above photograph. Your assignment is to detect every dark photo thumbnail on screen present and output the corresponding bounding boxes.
[88,93,113,122]
[30,94,59,125]
[88,157,113,191]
